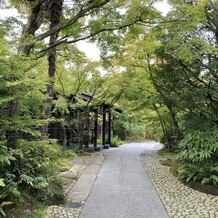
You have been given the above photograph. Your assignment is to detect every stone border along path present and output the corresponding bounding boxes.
[140,149,218,218]
[46,153,105,218]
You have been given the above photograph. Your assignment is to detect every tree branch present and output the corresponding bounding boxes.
[36,0,111,41]
[38,18,141,53]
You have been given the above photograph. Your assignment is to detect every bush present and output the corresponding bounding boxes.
[0,139,71,216]
[111,136,122,147]
[112,112,145,141]
[177,129,218,187]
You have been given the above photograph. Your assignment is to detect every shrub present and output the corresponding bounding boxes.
[177,129,218,187]
[111,136,122,147]
[0,179,13,217]
[0,139,71,216]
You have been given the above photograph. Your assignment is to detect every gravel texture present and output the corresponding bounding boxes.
[47,205,82,218]
[140,149,218,218]
[46,153,105,218]
[46,154,95,218]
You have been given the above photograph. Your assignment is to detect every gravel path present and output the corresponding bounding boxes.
[140,143,218,218]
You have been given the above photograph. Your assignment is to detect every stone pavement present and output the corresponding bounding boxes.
[80,143,168,218]
[140,142,218,218]
[47,141,218,218]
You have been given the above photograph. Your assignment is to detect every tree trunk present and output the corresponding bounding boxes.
[167,103,182,140]
[61,123,67,146]
[149,69,182,148]
[6,1,49,147]
[153,104,172,150]
[6,99,19,148]
[18,0,49,55]
[43,0,63,133]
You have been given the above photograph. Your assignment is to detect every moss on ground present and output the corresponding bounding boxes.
[6,202,47,218]
[184,181,218,196]
[58,157,74,172]
[23,208,46,218]
[158,148,179,177]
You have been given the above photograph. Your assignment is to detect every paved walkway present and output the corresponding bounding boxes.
[80,142,168,218]
[47,141,218,218]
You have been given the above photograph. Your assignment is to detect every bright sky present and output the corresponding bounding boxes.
[76,41,101,61]
[155,0,171,16]
[0,1,171,61]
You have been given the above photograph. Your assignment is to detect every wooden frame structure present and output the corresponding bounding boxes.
[48,93,122,151]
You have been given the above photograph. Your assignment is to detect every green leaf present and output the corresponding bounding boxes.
[0,179,5,187]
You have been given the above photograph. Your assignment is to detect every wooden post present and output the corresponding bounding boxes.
[61,123,67,147]
[94,109,98,148]
[78,110,83,149]
[108,110,112,145]
[102,105,106,147]
[84,110,90,148]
